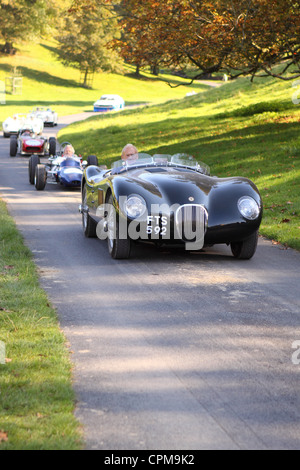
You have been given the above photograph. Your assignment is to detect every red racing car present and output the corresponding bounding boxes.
[10,128,56,157]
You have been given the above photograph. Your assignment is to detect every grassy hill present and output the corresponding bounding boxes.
[0,41,211,124]
[58,73,300,251]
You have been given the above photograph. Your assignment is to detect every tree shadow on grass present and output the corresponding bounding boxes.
[0,63,12,74]
[40,43,61,57]
[0,62,80,89]
[144,117,300,167]
[1,100,93,107]
[63,113,300,180]
[19,66,80,88]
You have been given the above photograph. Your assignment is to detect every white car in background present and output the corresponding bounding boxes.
[28,107,58,127]
[2,114,26,137]
[93,94,125,112]
[2,114,44,137]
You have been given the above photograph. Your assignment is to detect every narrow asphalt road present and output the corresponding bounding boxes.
[0,115,300,450]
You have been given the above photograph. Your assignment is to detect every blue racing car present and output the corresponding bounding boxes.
[28,142,98,191]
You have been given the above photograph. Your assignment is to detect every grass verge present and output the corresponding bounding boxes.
[0,200,82,450]
[58,74,300,251]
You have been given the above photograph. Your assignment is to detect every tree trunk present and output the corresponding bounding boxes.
[1,42,16,55]
[151,64,159,76]
[83,68,88,88]
[134,64,140,77]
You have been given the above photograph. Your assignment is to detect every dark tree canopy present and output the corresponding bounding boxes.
[112,0,300,82]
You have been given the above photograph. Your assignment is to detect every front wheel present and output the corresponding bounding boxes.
[87,155,98,166]
[82,185,97,238]
[107,195,131,259]
[10,136,17,157]
[35,165,47,191]
[49,137,56,156]
[231,230,258,260]
[29,155,40,184]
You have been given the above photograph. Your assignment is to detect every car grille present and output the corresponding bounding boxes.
[25,147,43,153]
[175,204,208,244]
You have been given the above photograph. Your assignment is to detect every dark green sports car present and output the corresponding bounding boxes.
[79,154,262,259]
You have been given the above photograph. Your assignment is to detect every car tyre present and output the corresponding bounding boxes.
[107,195,131,259]
[10,136,17,157]
[35,165,47,191]
[29,155,40,184]
[82,185,97,237]
[231,230,258,260]
[49,137,56,156]
[87,155,98,166]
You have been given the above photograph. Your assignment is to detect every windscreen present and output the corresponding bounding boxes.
[111,153,210,175]
[60,158,81,169]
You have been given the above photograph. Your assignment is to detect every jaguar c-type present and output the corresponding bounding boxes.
[79,154,263,259]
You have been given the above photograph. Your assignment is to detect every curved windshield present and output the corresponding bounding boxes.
[112,153,210,175]
[60,158,81,168]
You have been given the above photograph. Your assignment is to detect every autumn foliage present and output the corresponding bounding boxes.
[1,0,300,82]
[112,0,300,81]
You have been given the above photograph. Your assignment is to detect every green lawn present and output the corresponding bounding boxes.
[0,201,83,450]
[58,74,300,251]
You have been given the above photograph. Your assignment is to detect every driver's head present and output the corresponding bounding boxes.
[63,144,75,157]
[121,144,138,161]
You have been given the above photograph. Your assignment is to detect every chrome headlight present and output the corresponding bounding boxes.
[238,196,260,220]
[123,195,147,219]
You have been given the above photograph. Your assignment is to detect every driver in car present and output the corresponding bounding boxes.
[22,129,34,136]
[110,144,138,175]
[62,144,76,157]
[61,144,82,165]
[121,144,138,161]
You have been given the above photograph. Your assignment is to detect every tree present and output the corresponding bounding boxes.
[56,0,121,87]
[112,0,300,82]
[184,0,300,82]
[226,0,300,81]
[0,0,69,54]
[111,0,183,75]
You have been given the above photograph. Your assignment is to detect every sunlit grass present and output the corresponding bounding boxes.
[0,41,211,124]
[0,201,83,450]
